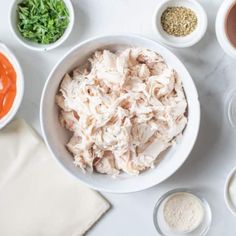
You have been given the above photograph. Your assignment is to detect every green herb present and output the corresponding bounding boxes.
[161,7,198,37]
[17,0,70,44]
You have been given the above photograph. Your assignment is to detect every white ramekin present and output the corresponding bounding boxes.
[216,0,236,59]
[0,43,24,129]
[153,188,212,236]
[9,0,75,52]
[153,0,208,48]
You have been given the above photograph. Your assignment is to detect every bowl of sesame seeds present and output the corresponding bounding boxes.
[153,0,208,48]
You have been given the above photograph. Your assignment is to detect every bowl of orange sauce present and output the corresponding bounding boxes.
[216,0,236,59]
[0,43,24,129]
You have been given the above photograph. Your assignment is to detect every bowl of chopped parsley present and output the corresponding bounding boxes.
[10,0,74,51]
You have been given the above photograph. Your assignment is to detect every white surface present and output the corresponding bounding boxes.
[0,0,235,235]
[153,0,208,48]
[40,35,200,193]
[9,0,75,51]
[215,0,236,59]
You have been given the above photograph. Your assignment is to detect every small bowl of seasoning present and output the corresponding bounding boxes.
[9,0,75,51]
[216,0,236,59]
[0,43,24,129]
[153,188,212,236]
[153,0,208,48]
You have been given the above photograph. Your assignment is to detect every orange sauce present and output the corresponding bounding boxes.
[0,53,17,119]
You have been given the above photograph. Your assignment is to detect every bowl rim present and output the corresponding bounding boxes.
[152,0,208,48]
[40,34,201,193]
[225,89,236,128]
[224,166,236,216]
[0,43,24,129]
[9,0,75,52]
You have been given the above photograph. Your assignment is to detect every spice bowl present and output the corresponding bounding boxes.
[153,188,212,236]
[9,0,75,51]
[153,0,208,48]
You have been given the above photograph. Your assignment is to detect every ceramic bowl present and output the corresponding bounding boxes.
[153,0,208,48]
[0,43,24,129]
[216,0,236,59]
[9,0,75,51]
[40,35,200,193]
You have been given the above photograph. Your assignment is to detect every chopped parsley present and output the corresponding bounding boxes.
[17,0,70,44]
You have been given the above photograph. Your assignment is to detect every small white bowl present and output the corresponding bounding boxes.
[225,167,236,216]
[9,0,75,52]
[216,0,236,59]
[40,34,200,193]
[0,43,24,129]
[153,188,212,236]
[153,0,208,48]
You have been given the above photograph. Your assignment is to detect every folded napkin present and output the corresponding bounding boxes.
[0,119,110,236]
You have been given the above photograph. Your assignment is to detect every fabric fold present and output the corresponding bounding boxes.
[0,119,110,236]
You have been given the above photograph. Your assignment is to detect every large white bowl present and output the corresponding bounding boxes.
[40,35,200,193]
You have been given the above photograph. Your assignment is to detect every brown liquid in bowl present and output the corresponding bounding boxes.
[226,3,236,48]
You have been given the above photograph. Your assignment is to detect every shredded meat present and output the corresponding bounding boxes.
[56,48,188,176]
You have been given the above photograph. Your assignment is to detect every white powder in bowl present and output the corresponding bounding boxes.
[163,192,204,232]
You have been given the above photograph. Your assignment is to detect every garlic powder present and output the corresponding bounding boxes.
[163,192,204,232]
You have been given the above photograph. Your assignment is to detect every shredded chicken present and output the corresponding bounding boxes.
[56,48,188,176]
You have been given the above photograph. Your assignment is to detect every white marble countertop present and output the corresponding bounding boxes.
[1,0,236,235]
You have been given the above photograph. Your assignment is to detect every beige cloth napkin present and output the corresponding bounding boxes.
[0,119,110,236]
